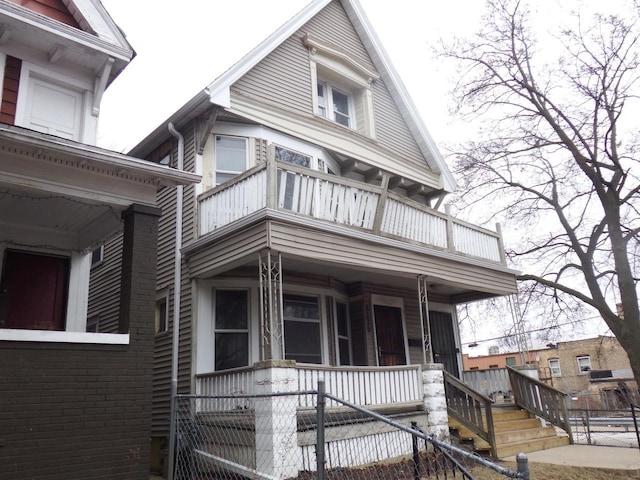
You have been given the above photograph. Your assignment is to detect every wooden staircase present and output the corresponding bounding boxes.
[449,406,571,458]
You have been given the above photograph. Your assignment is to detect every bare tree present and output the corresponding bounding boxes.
[445,0,640,386]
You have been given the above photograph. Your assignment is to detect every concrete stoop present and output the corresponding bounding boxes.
[449,407,571,458]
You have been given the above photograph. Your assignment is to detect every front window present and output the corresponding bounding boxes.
[335,300,352,365]
[316,80,353,128]
[283,293,321,364]
[577,355,591,374]
[214,289,249,370]
[549,358,561,377]
[215,135,247,185]
[0,250,69,331]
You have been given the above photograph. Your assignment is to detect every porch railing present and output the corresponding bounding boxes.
[197,159,506,264]
[508,366,574,443]
[444,371,497,458]
[296,364,423,408]
[195,363,423,411]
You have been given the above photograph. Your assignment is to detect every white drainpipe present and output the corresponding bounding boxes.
[167,122,184,480]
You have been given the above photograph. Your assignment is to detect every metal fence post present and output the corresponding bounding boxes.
[316,379,326,480]
[632,403,640,451]
[411,422,420,480]
[516,453,529,480]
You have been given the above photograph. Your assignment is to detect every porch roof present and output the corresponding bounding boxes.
[184,212,518,303]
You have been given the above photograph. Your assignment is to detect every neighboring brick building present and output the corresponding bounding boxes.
[0,1,198,478]
[463,336,637,408]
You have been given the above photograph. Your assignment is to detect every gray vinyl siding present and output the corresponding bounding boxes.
[188,223,270,278]
[232,33,312,113]
[232,0,428,176]
[267,221,517,296]
[87,234,123,333]
[152,122,198,437]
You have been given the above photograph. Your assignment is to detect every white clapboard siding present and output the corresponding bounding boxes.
[199,169,267,235]
[381,198,448,249]
[452,221,502,262]
[277,169,379,229]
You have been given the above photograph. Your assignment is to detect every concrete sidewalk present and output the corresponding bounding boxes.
[503,445,640,473]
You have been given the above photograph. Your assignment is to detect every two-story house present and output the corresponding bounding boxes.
[0,1,197,478]
[90,0,519,474]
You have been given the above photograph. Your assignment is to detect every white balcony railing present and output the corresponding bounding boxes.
[197,159,505,264]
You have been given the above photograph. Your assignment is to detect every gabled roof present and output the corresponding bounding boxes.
[0,0,134,84]
[130,0,456,193]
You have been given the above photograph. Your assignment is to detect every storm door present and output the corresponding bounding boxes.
[373,305,406,366]
[429,310,460,377]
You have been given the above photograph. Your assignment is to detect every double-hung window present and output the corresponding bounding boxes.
[283,293,321,364]
[335,300,352,365]
[577,355,591,374]
[317,81,353,128]
[214,289,249,370]
[215,135,247,185]
[548,358,561,377]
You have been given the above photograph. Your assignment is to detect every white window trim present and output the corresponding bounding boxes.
[0,247,129,344]
[549,358,561,377]
[305,34,378,138]
[213,134,249,186]
[15,61,95,143]
[334,299,352,366]
[213,287,251,371]
[156,289,170,334]
[577,355,592,374]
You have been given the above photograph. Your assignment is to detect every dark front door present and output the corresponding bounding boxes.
[374,305,406,366]
[0,250,69,330]
[429,310,460,377]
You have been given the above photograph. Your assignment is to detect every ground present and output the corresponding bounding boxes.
[471,461,639,479]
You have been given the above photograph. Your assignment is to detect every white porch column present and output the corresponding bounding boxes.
[421,363,449,440]
[253,360,301,479]
[258,250,284,361]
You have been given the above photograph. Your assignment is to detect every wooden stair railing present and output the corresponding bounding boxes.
[507,366,574,443]
[443,371,497,458]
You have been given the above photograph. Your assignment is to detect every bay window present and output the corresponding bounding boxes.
[283,293,321,364]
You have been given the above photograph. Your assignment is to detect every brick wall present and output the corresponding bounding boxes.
[0,205,160,480]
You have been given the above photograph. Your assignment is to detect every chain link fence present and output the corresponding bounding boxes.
[172,384,527,480]
[568,404,640,449]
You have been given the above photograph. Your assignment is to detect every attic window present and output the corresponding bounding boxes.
[303,34,378,137]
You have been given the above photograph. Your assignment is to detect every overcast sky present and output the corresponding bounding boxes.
[97,0,618,354]
[97,0,488,152]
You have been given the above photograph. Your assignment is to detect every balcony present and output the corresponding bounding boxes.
[198,159,505,264]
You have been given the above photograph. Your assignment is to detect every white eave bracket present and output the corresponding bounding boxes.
[92,56,114,116]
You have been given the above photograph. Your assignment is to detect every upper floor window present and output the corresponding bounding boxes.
[577,355,591,374]
[303,34,378,138]
[215,135,247,185]
[549,358,561,377]
[317,80,353,128]
[505,356,516,367]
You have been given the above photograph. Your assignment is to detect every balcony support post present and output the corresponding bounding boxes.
[258,250,284,361]
[372,173,390,235]
[417,276,432,364]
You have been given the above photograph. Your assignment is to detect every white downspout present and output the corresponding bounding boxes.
[167,122,183,480]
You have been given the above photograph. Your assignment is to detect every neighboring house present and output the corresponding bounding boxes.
[90,0,518,474]
[463,336,637,409]
[0,1,197,479]
[537,336,637,408]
